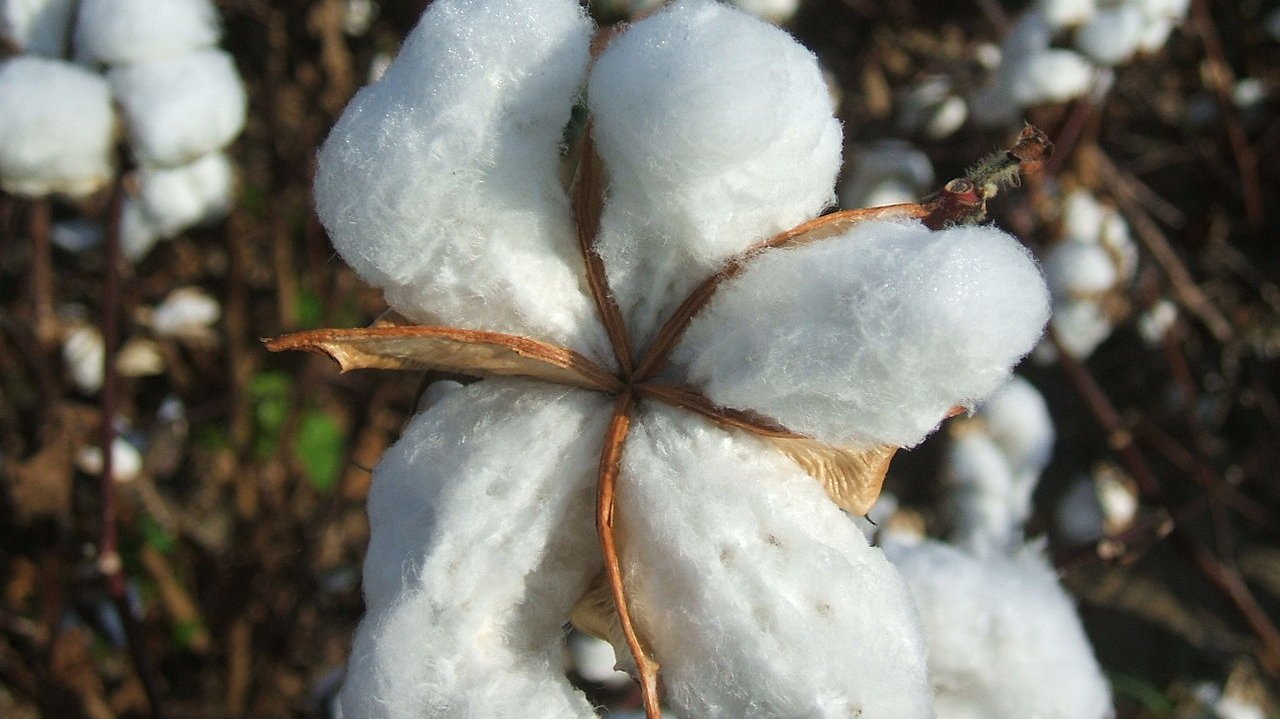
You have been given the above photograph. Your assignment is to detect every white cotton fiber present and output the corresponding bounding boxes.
[838,140,935,209]
[110,49,247,167]
[946,432,1021,554]
[1062,188,1105,243]
[315,0,612,364]
[1039,0,1096,29]
[1050,300,1114,358]
[730,0,800,23]
[0,57,115,198]
[1045,240,1119,297]
[616,404,933,718]
[1074,5,1146,66]
[1008,48,1096,106]
[977,375,1055,480]
[884,539,1113,719]
[1,0,75,57]
[150,286,221,339]
[134,152,235,238]
[75,0,220,65]
[340,379,610,718]
[63,323,104,393]
[672,218,1050,448]
[589,0,842,348]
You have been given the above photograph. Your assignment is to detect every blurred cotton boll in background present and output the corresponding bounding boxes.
[0,0,76,57]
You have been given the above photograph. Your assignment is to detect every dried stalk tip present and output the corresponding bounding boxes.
[927,123,1054,228]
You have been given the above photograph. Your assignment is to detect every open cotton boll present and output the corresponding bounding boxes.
[0,57,115,198]
[1039,0,1096,29]
[947,431,1023,554]
[1137,0,1190,21]
[342,380,609,718]
[133,152,235,238]
[1049,300,1114,358]
[75,437,144,482]
[150,287,221,339]
[1007,48,1096,106]
[315,0,612,364]
[1056,476,1106,544]
[589,0,841,348]
[1137,15,1176,52]
[977,375,1055,480]
[63,324,104,393]
[121,199,161,261]
[672,219,1050,448]
[110,49,247,167]
[617,405,933,719]
[1075,4,1146,66]
[75,0,220,65]
[838,140,935,209]
[1045,240,1119,297]
[1,0,75,56]
[884,539,1113,719]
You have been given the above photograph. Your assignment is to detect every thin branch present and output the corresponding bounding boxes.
[595,391,661,719]
[98,173,169,719]
[28,198,55,347]
[1049,329,1280,679]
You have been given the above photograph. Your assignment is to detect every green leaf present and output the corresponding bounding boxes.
[250,370,293,458]
[1109,673,1174,715]
[294,410,345,494]
[140,515,176,555]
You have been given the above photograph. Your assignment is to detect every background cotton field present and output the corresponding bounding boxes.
[0,0,1277,718]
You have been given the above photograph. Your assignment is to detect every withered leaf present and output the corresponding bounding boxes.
[265,323,621,392]
[767,438,897,517]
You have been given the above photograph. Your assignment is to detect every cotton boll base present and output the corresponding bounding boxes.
[110,49,247,167]
[885,539,1113,719]
[672,219,1051,448]
[0,57,116,198]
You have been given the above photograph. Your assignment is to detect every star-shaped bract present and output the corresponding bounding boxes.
[269,1,1051,717]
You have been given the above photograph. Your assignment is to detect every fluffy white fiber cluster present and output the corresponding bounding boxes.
[1040,188,1137,358]
[837,140,935,209]
[77,0,246,258]
[881,376,1113,718]
[0,56,115,197]
[318,0,1050,716]
[0,0,245,258]
[973,0,1189,125]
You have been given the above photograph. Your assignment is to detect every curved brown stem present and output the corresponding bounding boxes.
[596,390,661,719]
[575,128,636,378]
[633,203,928,381]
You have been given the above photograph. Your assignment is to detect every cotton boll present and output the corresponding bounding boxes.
[730,0,800,24]
[1007,48,1096,106]
[1,0,75,57]
[0,57,115,198]
[838,140,935,209]
[1045,241,1119,298]
[315,0,611,364]
[343,0,379,36]
[76,437,144,482]
[673,219,1051,448]
[617,405,932,719]
[946,431,1022,553]
[75,0,220,65]
[590,0,842,348]
[133,152,235,238]
[976,376,1055,481]
[968,82,1021,127]
[1062,188,1105,243]
[1056,476,1105,544]
[110,49,247,167]
[1136,0,1190,21]
[1137,15,1176,52]
[416,379,464,413]
[149,287,221,339]
[120,199,161,261]
[341,380,610,718]
[63,323,104,393]
[1075,5,1146,66]
[1039,0,1096,29]
[1003,9,1054,64]
[884,539,1112,719]
[116,337,166,378]
[1050,300,1114,358]
[1138,298,1177,344]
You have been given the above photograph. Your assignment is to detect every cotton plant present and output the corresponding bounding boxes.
[75,0,247,259]
[971,0,1189,127]
[268,1,1054,717]
[1037,187,1138,359]
[837,140,935,210]
[881,377,1113,718]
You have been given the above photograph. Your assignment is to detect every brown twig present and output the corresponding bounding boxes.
[1049,329,1280,679]
[99,173,169,719]
[595,391,660,719]
[1189,0,1264,231]
[575,130,635,378]
[1089,147,1233,342]
[28,198,56,347]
